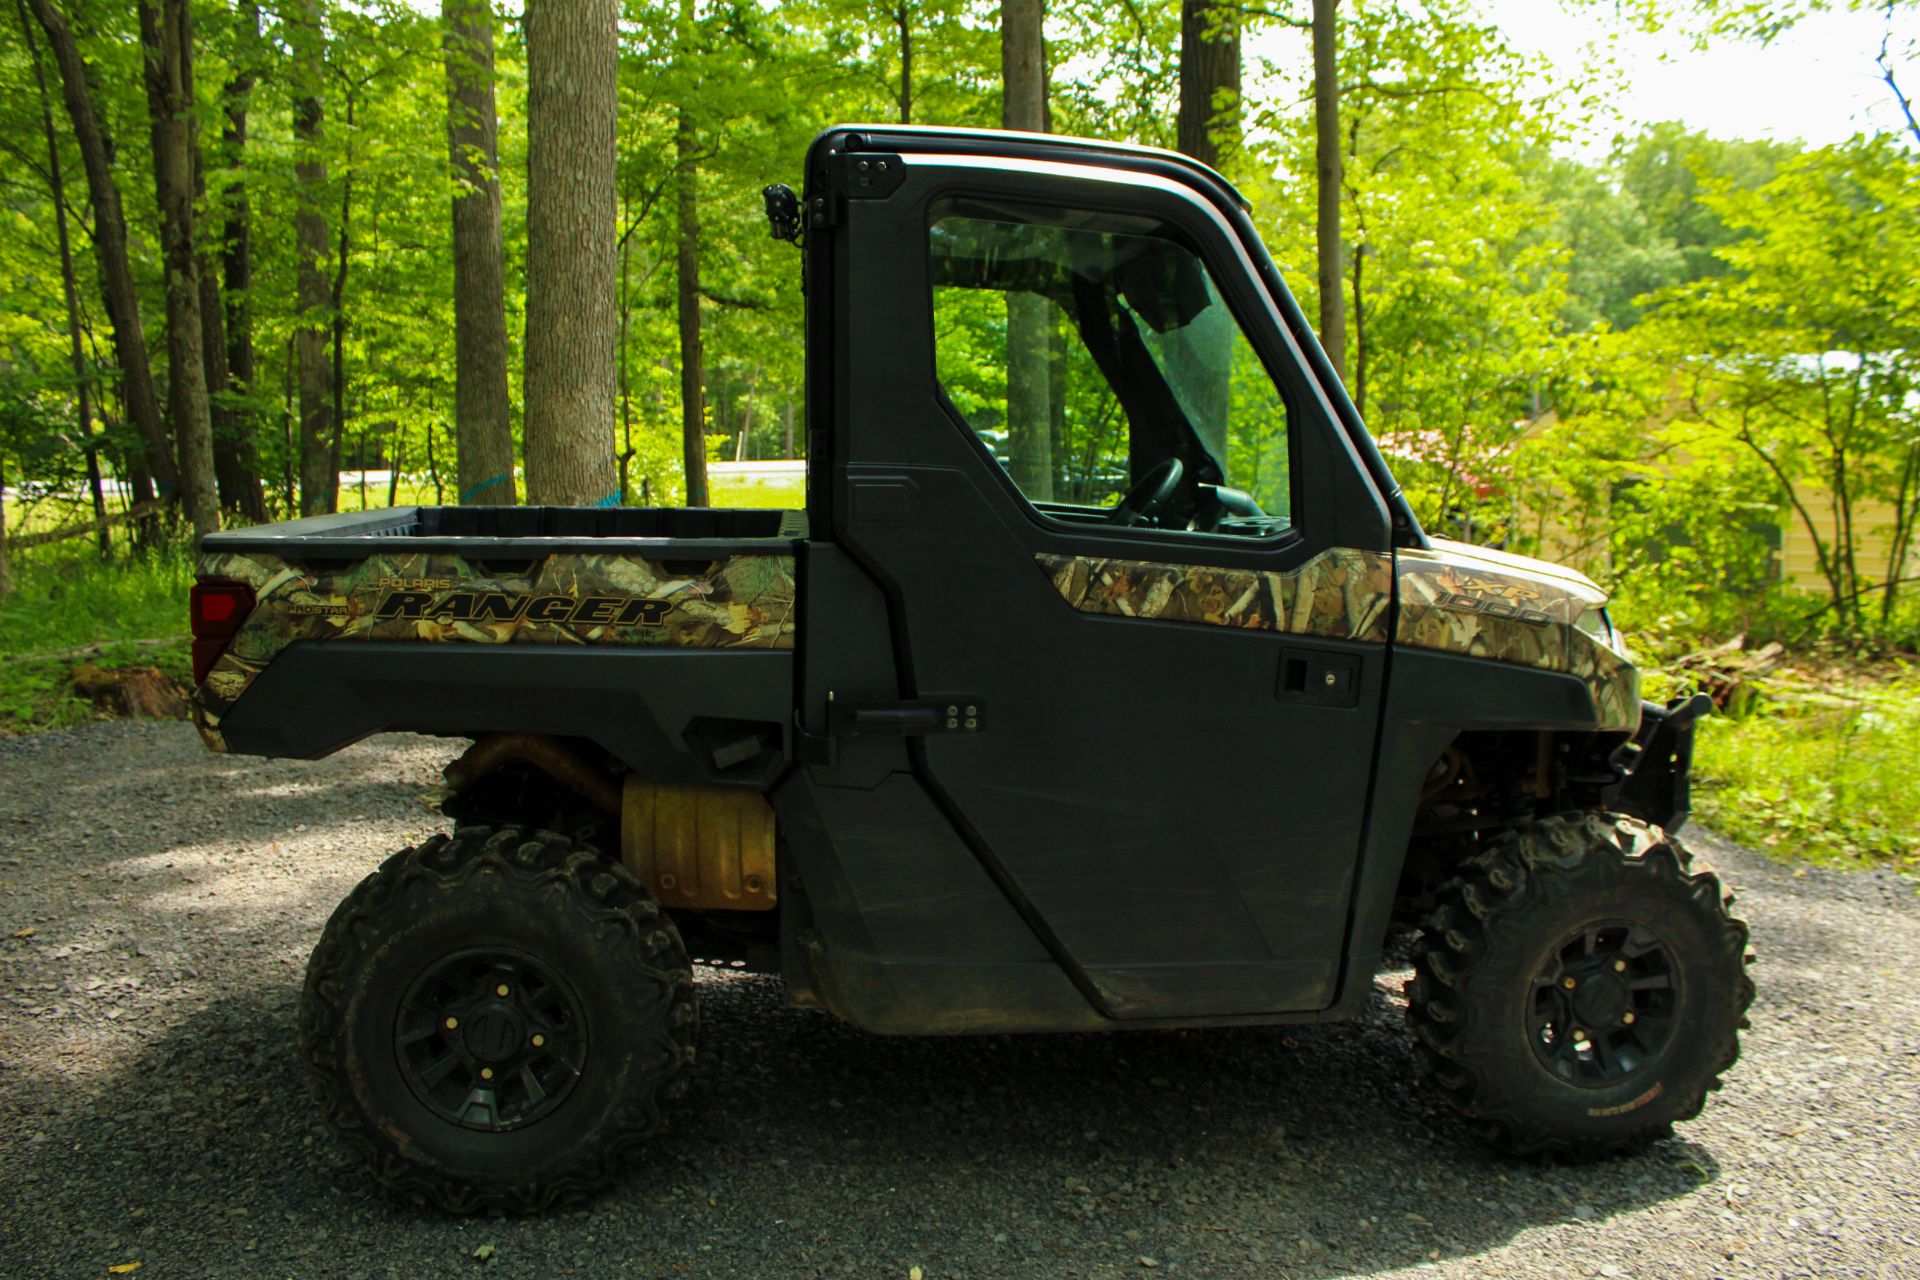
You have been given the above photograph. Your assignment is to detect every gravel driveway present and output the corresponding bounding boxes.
[2,721,1917,1280]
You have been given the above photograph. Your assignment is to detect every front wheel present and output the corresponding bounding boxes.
[299,824,697,1212]
[1406,812,1752,1157]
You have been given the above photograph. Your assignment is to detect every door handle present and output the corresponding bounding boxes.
[828,695,986,736]
[1277,649,1361,708]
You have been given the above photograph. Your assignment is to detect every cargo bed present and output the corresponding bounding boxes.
[200,504,809,558]
[189,505,802,763]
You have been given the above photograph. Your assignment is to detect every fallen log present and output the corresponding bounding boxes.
[10,502,161,551]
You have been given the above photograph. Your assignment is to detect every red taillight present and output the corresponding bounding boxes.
[189,581,255,685]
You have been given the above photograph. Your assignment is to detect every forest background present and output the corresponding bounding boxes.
[0,0,1914,872]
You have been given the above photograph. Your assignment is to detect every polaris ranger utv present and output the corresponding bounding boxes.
[187,125,1750,1212]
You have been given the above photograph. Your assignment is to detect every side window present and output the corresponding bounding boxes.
[929,196,1291,538]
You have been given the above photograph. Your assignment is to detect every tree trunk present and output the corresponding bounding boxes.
[674,0,708,509]
[1002,0,1051,500]
[290,0,335,517]
[328,90,354,512]
[140,0,219,543]
[895,4,912,124]
[523,0,619,507]
[617,186,635,502]
[195,39,264,525]
[445,0,516,506]
[25,0,173,524]
[1312,0,1345,379]
[0,453,12,598]
[1177,0,1240,168]
[1349,113,1368,417]
[675,101,708,508]
[17,0,108,555]
[1002,1,1045,134]
[220,0,266,523]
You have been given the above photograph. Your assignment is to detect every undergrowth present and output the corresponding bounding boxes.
[1689,660,1919,874]
[0,541,193,734]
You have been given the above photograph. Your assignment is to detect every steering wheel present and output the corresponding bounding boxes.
[1107,456,1185,528]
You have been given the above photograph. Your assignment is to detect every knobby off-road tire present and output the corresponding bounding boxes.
[299,825,697,1212]
[1406,811,1752,1158]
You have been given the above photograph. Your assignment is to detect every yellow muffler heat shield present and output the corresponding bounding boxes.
[620,776,777,911]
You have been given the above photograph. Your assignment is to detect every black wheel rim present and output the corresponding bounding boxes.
[395,947,588,1131]
[1527,920,1680,1088]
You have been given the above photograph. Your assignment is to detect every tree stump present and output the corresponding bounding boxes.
[71,662,189,720]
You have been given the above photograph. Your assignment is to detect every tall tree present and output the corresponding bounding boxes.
[1313,0,1345,379]
[444,0,516,506]
[290,0,336,516]
[24,0,176,522]
[1176,0,1239,166]
[674,0,708,507]
[140,0,220,542]
[523,0,619,506]
[893,3,914,122]
[1001,0,1052,499]
[219,0,267,522]
[16,0,109,552]
[0,453,10,598]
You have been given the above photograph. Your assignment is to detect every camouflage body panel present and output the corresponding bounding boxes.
[1036,547,1395,641]
[1035,540,1639,732]
[1395,545,1639,732]
[193,548,797,751]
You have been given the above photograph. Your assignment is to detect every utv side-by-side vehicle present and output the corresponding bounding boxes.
[187,125,1751,1212]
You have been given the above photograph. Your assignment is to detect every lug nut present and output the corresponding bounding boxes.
[480,1067,494,1081]
[444,1016,458,1030]
[1562,976,1577,990]
[532,1034,546,1048]
[496,984,510,997]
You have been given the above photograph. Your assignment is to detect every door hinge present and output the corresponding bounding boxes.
[828,694,984,737]
[811,151,906,230]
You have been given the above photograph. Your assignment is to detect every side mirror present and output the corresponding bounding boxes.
[762,183,801,244]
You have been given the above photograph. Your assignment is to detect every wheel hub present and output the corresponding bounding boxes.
[1569,971,1629,1026]
[461,1004,528,1064]
[395,947,588,1131]
[1528,920,1679,1088]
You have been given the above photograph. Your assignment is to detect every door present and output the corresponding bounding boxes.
[830,151,1395,1018]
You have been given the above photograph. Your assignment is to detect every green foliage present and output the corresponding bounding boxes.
[1692,661,1920,872]
[1623,136,1920,634]
[1613,122,1797,283]
[1247,0,1590,540]
[0,538,193,733]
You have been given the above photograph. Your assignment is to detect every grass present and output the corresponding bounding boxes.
[705,470,807,511]
[1690,660,1920,874]
[323,467,811,513]
[0,540,195,734]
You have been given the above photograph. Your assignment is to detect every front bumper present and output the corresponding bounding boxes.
[1606,693,1714,832]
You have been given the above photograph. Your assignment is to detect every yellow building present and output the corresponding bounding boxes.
[1511,412,1917,599]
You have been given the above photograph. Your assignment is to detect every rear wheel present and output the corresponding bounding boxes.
[299,824,696,1212]
[1406,811,1751,1157]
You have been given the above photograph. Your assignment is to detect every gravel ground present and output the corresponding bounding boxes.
[1,721,1917,1280]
